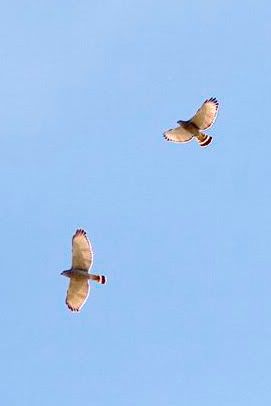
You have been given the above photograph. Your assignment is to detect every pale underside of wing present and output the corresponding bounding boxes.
[163,126,193,143]
[72,229,93,271]
[66,277,89,312]
[190,97,219,130]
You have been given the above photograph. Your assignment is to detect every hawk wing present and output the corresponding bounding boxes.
[72,229,93,271]
[163,126,193,143]
[190,97,219,130]
[66,277,89,312]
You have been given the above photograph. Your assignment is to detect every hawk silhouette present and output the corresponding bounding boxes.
[163,97,219,147]
[61,229,107,312]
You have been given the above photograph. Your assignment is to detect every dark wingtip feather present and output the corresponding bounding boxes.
[206,97,219,108]
[163,132,170,141]
[75,228,87,237]
[66,299,80,312]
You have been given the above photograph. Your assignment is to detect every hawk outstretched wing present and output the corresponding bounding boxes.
[190,97,219,130]
[72,229,93,271]
[163,126,193,143]
[66,278,89,312]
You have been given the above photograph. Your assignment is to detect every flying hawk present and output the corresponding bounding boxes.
[61,229,107,312]
[163,97,219,147]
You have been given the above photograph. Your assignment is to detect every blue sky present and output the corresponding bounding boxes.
[1,1,271,404]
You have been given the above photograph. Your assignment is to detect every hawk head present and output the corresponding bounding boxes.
[61,270,71,277]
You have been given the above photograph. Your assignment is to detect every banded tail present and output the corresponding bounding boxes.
[89,274,107,284]
[196,132,213,147]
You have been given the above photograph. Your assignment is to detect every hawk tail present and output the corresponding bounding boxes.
[98,275,107,284]
[196,132,213,147]
[89,274,107,284]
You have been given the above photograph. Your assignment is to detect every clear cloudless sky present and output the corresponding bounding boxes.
[0,1,271,405]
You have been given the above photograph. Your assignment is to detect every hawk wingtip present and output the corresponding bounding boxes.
[67,305,80,312]
[74,228,87,236]
[163,132,170,141]
[206,97,219,108]
[65,298,81,312]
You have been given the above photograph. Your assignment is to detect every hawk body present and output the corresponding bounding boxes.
[61,229,107,312]
[163,97,219,147]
